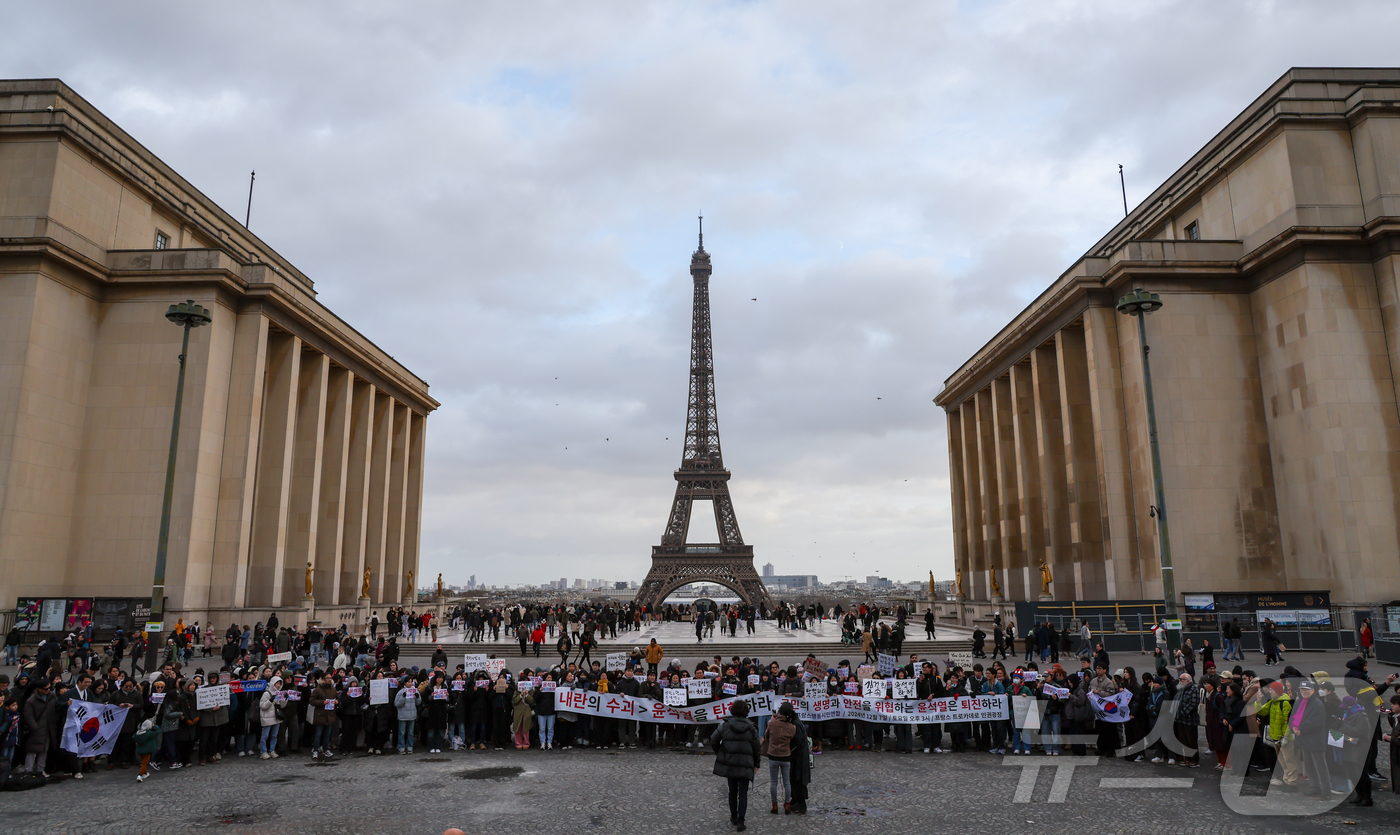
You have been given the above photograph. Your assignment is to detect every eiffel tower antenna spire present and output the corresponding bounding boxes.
[636,230,772,612]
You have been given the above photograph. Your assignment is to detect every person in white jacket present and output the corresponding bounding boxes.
[258,678,283,759]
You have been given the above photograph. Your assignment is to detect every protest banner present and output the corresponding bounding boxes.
[219,672,232,685]
[323,699,337,710]
[945,651,977,669]
[803,658,825,678]
[891,679,917,700]
[722,682,738,695]
[61,699,129,757]
[553,687,1008,726]
[485,659,508,680]
[1020,670,1038,682]
[475,680,488,689]
[266,651,292,664]
[856,665,875,680]
[451,680,465,691]
[664,688,688,707]
[687,678,711,699]
[433,688,448,700]
[284,691,301,701]
[804,682,827,700]
[517,680,534,691]
[149,692,165,704]
[347,686,363,698]
[837,666,849,678]
[1041,683,1070,699]
[843,682,859,695]
[464,654,488,672]
[197,684,231,710]
[238,679,266,694]
[861,678,888,699]
[541,680,557,692]
[606,653,627,672]
[1012,694,1040,729]
[747,674,760,686]
[369,679,390,705]
[877,653,897,676]
[1088,691,1132,722]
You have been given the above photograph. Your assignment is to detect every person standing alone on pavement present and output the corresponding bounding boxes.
[711,699,761,832]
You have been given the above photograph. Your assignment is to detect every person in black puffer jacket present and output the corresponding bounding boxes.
[710,700,761,831]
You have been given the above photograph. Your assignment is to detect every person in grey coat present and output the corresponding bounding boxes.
[710,700,762,831]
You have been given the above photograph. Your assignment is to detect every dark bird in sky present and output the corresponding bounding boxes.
[877,397,882,400]
[751,298,757,301]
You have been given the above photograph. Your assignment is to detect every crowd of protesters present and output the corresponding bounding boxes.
[1,602,1396,815]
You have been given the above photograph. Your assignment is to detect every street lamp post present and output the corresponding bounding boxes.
[145,300,212,674]
[1115,287,1181,654]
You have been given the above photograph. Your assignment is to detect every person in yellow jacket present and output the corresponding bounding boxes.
[645,639,665,677]
[1256,681,1296,788]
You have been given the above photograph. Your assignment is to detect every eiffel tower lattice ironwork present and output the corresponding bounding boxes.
[635,222,773,612]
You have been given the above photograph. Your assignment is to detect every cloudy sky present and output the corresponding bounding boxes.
[8,1,1397,589]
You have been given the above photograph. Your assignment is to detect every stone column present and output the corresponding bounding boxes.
[386,402,411,603]
[1057,325,1106,599]
[402,410,427,607]
[364,390,395,602]
[339,380,374,605]
[286,351,328,606]
[1010,359,1043,602]
[946,405,969,601]
[247,333,301,608]
[990,373,1020,603]
[316,365,352,605]
[1032,342,1070,601]
[958,403,984,601]
[974,388,1001,601]
[1084,306,1140,600]
[210,312,268,609]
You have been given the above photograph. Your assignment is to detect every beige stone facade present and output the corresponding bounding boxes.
[935,68,1400,608]
[0,79,437,627]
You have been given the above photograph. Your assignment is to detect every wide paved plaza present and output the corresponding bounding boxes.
[6,736,1395,834]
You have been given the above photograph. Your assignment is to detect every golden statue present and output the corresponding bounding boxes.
[1039,559,1053,595]
[405,570,414,598]
[928,571,935,598]
[304,562,313,596]
[990,571,1002,598]
[954,570,963,597]
[362,568,371,598]
[436,573,444,597]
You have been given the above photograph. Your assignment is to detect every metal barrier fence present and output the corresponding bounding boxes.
[1021,607,1358,658]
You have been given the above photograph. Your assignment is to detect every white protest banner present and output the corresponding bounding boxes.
[485,659,508,680]
[606,653,627,672]
[803,658,825,678]
[1041,683,1070,699]
[687,678,711,699]
[266,651,292,664]
[856,665,875,680]
[369,679,390,705]
[463,654,488,672]
[475,680,488,689]
[551,687,1008,726]
[517,680,534,692]
[664,688,688,707]
[891,679,917,700]
[1020,670,1038,682]
[877,654,897,676]
[1088,691,1132,723]
[433,688,448,700]
[862,678,888,699]
[1012,694,1040,729]
[196,684,231,710]
[284,691,301,701]
[150,692,166,704]
[347,687,364,698]
[61,699,130,757]
[323,699,337,711]
[722,682,738,696]
[541,680,557,693]
[837,666,849,678]
[843,682,859,695]
[747,674,760,686]
[945,652,977,669]
[451,680,466,691]
[804,682,827,700]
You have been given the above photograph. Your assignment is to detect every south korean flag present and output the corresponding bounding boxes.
[62,699,130,757]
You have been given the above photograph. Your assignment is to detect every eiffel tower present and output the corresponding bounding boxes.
[635,221,773,612]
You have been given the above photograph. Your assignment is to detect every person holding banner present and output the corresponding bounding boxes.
[308,671,339,759]
[710,698,762,831]
[510,683,534,749]
[534,672,557,749]
[394,675,420,755]
[257,677,283,758]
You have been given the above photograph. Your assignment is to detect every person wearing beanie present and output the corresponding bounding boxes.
[133,718,162,782]
[710,698,760,831]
